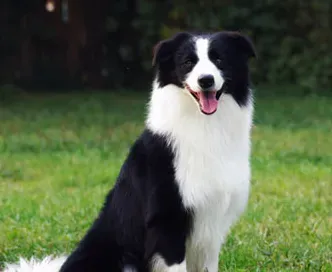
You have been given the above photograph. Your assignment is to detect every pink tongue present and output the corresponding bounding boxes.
[198,92,218,114]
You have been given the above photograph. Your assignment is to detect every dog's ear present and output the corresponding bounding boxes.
[152,32,192,67]
[223,31,256,59]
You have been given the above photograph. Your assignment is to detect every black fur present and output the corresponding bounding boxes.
[60,130,193,272]
[153,31,256,107]
[60,31,255,272]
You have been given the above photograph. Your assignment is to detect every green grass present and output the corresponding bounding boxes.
[0,88,331,271]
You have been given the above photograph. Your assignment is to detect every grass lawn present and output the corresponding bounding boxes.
[0,87,331,271]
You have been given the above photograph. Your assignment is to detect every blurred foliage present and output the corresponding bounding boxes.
[1,0,332,91]
[130,0,332,91]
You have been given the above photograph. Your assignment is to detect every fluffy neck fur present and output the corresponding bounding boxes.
[147,81,253,147]
[146,81,254,208]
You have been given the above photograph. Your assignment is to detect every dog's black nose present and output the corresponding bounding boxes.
[198,75,215,89]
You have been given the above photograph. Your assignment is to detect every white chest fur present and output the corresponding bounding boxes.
[147,84,253,271]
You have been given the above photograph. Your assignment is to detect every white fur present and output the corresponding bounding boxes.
[5,93,252,272]
[185,38,224,92]
[3,256,67,272]
[152,255,187,272]
[147,75,253,271]
[4,37,252,272]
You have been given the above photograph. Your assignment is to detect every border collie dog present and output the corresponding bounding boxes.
[4,31,256,272]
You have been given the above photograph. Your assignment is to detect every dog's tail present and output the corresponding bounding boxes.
[3,257,139,272]
[3,255,67,272]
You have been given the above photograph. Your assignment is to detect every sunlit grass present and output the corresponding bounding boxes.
[0,88,331,271]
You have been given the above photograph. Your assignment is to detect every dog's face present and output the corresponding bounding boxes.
[152,31,256,115]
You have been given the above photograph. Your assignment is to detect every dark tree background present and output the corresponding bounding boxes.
[1,0,331,92]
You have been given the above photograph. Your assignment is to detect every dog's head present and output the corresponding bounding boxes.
[152,31,256,115]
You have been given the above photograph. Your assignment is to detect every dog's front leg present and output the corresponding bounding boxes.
[144,218,188,272]
[143,185,191,272]
[202,242,221,272]
[150,254,187,272]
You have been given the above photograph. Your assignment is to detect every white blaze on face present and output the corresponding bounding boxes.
[185,38,225,114]
[185,38,224,92]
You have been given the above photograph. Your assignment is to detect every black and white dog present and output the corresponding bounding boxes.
[4,31,256,272]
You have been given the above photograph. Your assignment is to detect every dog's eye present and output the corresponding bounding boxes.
[215,58,222,65]
[183,60,193,68]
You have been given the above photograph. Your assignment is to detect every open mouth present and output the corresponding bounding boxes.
[185,84,222,115]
